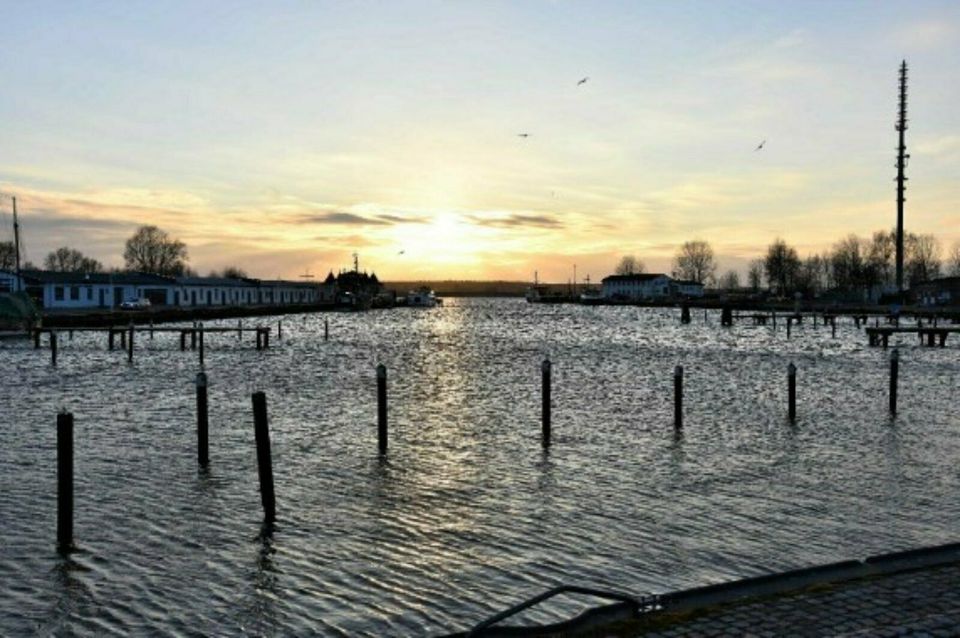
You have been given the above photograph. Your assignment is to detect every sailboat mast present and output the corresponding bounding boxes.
[12,196,22,292]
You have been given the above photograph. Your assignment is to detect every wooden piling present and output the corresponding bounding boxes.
[198,324,205,367]
[34,329,41,349]
[787,317,792,338]
[251,392,276,522]
[324,318,329,341]
[149,320,154,340]
[57,411,74,553]
[541,358,552,447]
[127,325,134,363]
[190,329,197,350]
[50,331,58,366]
[69,329,73,340]
[720,307,733,327]
[674,365,683,431]
[108,329,115,350]
[278,320,282,340]
[889,349,899,415]
[119,329,126,350]
[831,317,837,339]
[377,364,388,455]
[238,319,242,341]
[256,329,262,351]
[196,372,209,466]
[680,304,691,324]
[787,362,796,423]
[180,331,187,351]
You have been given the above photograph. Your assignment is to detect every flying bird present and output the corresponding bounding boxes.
[398,249,405,255]
[755,139,766,151]
[517,133,530,138]
[577,77,589,86]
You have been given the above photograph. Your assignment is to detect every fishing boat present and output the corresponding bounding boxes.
[406,287,441,307]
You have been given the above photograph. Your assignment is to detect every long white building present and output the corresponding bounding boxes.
[601,273,673,300]
[0,269,333,310]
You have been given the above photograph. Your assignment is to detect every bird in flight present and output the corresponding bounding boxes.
[577,77,589,86]
[398,249,405,255]
[517,133,530,138]
[755,140,766,151]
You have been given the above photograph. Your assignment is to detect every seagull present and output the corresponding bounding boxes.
[577,77,589,86]
[398,249,405,255]
[755,139,766,151]
[517,133,530,138]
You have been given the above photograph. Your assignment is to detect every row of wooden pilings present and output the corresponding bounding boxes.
[53,349,903,552]
[36,318,333,367]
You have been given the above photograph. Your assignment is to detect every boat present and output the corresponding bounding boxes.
[579,289,604,304]
[406,287,442,307]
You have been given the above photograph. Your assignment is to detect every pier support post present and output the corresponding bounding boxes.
[127,325,134,363]
[256,329,262,351]
[720,307,733,327]
[198,324,205,367]
[108,329,115,351]
[238,319,242,341]
[831,317,837,339]
[674,365,683,431]
[889,349,899,415]
[34,329,41,349]
[119,329,126,350]
[50,331,58,366]
[57,411,74,553]
[278,320,282,340]
[680,304,691,324]
[787,362,797,423]
[251,392,276,522]
[196,372,209,466]
[541,358,552,447]
[324,318,329,341]
[787,317,792,339]
[190,329,197,350]
[377,364,388,455]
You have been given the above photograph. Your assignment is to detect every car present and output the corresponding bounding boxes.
[120,298,151,310]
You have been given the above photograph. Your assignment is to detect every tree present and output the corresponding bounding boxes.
[673,240,716,284]
[764,238,801,295]
[797,254,829,296]
[829,235,865,291]
[866,230,895,286]
[209,266,248,279]
[0,241,15,270]
[44,246,103,272]
[905,233,940,285]
[718,269,740,290]
[614,255,646,275]
[747,259,765,291]
[947,242,960,277]
[123,225,189,276]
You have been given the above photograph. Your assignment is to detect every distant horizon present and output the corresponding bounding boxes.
[2,2,959,281]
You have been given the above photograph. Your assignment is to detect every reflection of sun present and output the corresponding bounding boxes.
[390,213,487,265]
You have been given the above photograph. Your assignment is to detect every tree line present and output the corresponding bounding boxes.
[615,232,960,295]
[0,225,246,279]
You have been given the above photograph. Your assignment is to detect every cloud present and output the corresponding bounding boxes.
[295,211,432,226]
[467,213,563,229]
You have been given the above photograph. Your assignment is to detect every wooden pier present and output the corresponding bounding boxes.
[30,324,274,357]
[866,326,960,348]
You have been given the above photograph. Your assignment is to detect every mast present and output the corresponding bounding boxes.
[895,60,909,292]
[12,196,22,292]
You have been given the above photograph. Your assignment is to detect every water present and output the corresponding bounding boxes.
[1,299,958,635]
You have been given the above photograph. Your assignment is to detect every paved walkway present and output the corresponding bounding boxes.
[625,563,960,637]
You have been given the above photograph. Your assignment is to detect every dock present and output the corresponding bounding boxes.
[866,326,960,348]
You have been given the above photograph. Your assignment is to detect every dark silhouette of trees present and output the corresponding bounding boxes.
[209,266,248,279]
[0,241,14,270]
[673,240,716,284]
[123,225,188,276]
[905,233,941,285]
[747,259,764,292]
[614,255,646,275]
[44,246,103,272]
[764,238,801,295]
[718,270,740,290]
[947,242,960,277]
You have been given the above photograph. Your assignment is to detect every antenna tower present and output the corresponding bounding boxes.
[895,60,909,292]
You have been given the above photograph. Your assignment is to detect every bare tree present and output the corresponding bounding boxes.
[614,255,646,275]
[867,230,895,286]
[44,246,103,272]
[829,235,866,291]
[0,241,15,270]
[747,259,765,291]
[905,233,941,285]
[947,242,960,277]
[673,240,716,284]
[797,254,829,296]
[123,225,189,276]
[718,269,740,290]
[221,266,248,279]
[764,238,801,295]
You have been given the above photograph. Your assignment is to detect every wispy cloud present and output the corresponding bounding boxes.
[467,213,564,229]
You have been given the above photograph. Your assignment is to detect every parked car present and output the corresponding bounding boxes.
[120,298,151,310]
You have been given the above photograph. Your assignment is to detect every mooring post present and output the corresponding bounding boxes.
[787,317,792,338]
[196,372,209,466]
[190,328,197,350]
[256,329,262,351]
[278,320,282,340]
[238,319,242,341]
[787,362,797,423]
[50,331,58,366]
[680,303,691,324]
[251,392,276,522]
[149,320,154,340]
[180,331,186,351]
[127,324,134,363]
[198,323,205,367]
[889,349,899,415]
[674,365,683,431]
[119,328,126,350]
[541,358,552,447]
[264,329,270,349]
[772,312,777,329]
[324,318,329,341]
[34,328,41,349]
[69,329,73,340]
[108,329,115,351]
[831,317,837,339]
[57,411,74,553]
[377,364,388,455]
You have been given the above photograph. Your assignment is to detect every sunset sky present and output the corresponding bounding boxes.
[1,1,959,282]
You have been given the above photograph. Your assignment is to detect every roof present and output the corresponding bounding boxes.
[14,270,174,286]
[602,273,669,283]
[174,276,257,287]
[673,279,705,287]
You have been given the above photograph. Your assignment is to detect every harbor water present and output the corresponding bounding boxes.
[1,299,958,635]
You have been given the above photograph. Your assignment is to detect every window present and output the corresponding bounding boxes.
[70,286,80,300]
[54,286,64,301]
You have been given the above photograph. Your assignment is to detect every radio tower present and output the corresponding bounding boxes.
[895,60,909,292]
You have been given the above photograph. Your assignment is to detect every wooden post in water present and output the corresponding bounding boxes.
[251,392,276,522]
[889,349,899,415]
[119,328,126,350]
[324,318,329,341]
[255,329,262,351]
[377,364,388,455]
[831,317,837,338]
[34,329,41,349]
[69,329,73,340]
[541,358,552,447]
[127,325,134,363]
[278,319,282,340]
[149,320,154,340]
[198,324,205,367]
[720,307,733,327]
[50,331,58,366]
[180,331,186,351]
[680,304,691,324]
[787,362,797,423]
[787,317,792,338]
[674,365,683,431]
[190,329,197,350]
[108,329,115,351]
[57,411,74,553]
[196,372,209,466]
[238,319,242,341]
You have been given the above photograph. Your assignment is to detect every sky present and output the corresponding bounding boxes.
[1,1,959,282]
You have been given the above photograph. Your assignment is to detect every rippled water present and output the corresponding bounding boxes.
[1,299,958,635]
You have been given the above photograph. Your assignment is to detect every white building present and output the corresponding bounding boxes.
[601,274,672,300]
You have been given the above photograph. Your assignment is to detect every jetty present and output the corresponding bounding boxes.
[866,325,960,348]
